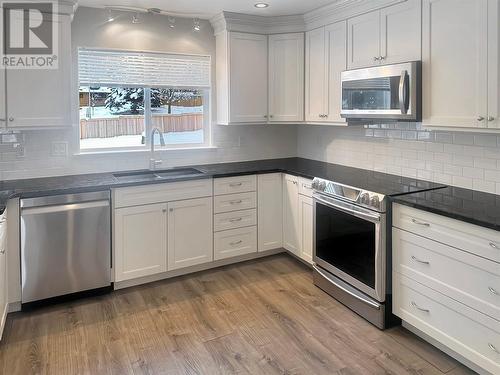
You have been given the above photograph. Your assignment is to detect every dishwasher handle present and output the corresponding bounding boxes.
[21,200,109,215]
[21,191,110,209]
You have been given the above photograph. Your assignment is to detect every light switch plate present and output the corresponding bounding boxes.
[51,141,68,157]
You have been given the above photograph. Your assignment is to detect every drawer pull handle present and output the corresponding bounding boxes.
[489,287,499,296]
[230,240,243,246]
[489,343,499,354]
[489,242,499,250]
[411,218,430,227]
[229,200,243,205]
[229,182,243,187]
[410,301,430,313]
[411,256,430,265]
[229,217,243,223]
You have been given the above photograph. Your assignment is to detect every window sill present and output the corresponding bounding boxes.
[74,145,218,156]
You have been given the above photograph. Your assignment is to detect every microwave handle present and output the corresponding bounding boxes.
[399,70,409,114]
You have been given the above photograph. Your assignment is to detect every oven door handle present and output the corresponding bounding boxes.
[313,195,380,223]
[313,265,381,310]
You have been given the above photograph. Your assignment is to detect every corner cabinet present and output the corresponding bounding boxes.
[0,209,8,341]
[4,13,72,128]
[167,197,213,271]
[422,0,499,129]
[216,31,268,124]
[305,21,347,124]
[268,33,304,122]
[283,174,300,255]
[347,0,421,69]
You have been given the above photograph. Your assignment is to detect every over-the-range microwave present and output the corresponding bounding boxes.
[340,61,421,122]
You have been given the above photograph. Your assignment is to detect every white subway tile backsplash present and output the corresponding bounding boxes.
[298,124,500,195]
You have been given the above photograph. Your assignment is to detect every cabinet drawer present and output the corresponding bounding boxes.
[114,179,213,208]
[214,226,257,260]
[393,228,500,321]
[214,192,257,214]
[214,209,257,232]
[214,175,257,195]
[393,203,500,263]
[298,177,313,197]
[393,273,500,375]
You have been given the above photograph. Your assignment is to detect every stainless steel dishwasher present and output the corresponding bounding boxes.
[20,191,111,304]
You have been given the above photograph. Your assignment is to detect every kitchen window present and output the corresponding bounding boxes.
[78,48,211,151]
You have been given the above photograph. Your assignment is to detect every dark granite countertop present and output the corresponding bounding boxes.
[391,186,500,232]
[0,158,445,214]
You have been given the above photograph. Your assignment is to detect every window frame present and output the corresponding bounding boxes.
[76,48,212,153]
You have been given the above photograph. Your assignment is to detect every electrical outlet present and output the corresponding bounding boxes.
[51,141,68,157]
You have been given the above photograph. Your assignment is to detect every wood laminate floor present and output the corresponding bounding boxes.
[0,254,476,375]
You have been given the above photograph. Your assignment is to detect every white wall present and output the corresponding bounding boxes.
[0,7,297,180]
[298,123,500,195]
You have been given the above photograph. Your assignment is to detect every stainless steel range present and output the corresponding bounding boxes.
[312,177,395,329]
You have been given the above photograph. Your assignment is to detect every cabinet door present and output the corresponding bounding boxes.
[114,204,167,282]
[347,11,381,69]
[0,6,5,127]
[380,0,422,65]
[488,0,500,128]
[229,32,268,123]
[298,195,313,264]
[305,28,328,122]
[0,212,7,340]
[258,173,283,251]
[422,0,488,128]
[268,33,304,122]
[282,174,299,255]
[6,14,71,128]
[326,21,347,124]
[168,197,213,271]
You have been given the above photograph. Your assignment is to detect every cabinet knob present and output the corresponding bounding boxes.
[8,117,13,122]
[489,343,499,354]
[488,116,495,121]
[264,115,268,118]
[169,208,174,212]
[477,116,485,121]
[373,56,380,61]
[162,208,167,213]
[380,56,386,60]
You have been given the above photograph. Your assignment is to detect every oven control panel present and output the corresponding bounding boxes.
[312,177,386,212]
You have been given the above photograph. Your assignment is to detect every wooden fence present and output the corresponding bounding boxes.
[80,114,203,139]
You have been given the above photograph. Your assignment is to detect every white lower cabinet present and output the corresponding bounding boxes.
[283,174,314,264]
[0,209,8,340]
[168,198,213,271]
[283,174,300,255]
[298,195,313,264]
[113,180,213,282]
[393,203,500,374]
[114,203,168,282]
[257,173,283,252]
[214,226,257,261]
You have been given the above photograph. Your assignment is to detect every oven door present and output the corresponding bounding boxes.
[340,61,420,121]
[313,193,386,302]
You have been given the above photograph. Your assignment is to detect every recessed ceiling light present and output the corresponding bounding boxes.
[254,2,269,9]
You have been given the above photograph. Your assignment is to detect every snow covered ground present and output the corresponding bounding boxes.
[80,130,204,150]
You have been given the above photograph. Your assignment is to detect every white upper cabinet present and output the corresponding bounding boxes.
[422,0,489,128]
[347,11,381,69]
[268,33,304,122]
[326,21,347,124]
[305,28,328,122]
[0,7,5,128]
[167,197,213,271]
[347,0,421,69]
[488,0,500,129]
[216,31,268,124]
[305,22,347,124]
[6,14,71,128]
[380,0,422,65]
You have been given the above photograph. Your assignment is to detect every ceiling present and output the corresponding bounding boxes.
[76,0,338,19]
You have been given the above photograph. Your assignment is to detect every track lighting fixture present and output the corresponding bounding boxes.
[106,8,115,22]
[168,16,176,28]
[193,18,200,32]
